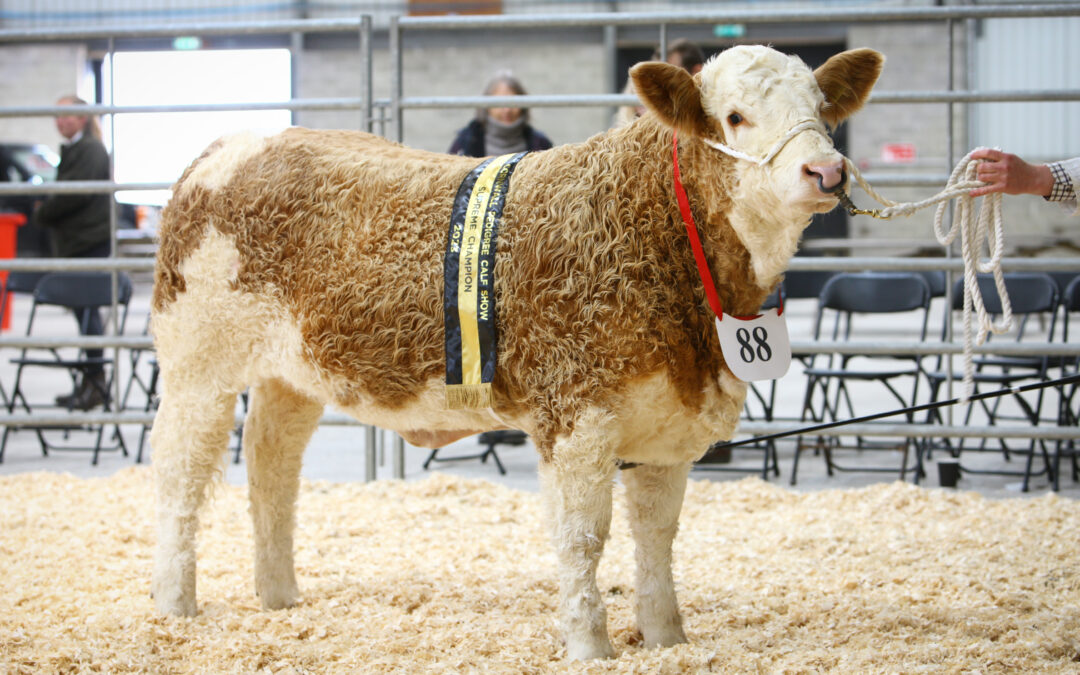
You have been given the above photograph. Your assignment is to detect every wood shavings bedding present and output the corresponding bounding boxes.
[2,468,1079,673]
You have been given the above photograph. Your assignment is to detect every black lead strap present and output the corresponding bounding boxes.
[710,373,1080,452]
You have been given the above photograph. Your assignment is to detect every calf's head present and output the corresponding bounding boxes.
[632,45,883,223]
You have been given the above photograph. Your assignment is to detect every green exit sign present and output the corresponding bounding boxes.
[714,24,746,38]
[172,36,202,50]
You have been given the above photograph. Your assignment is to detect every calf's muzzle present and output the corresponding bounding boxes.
[804,161,847,194]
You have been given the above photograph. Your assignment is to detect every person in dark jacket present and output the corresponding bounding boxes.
[448,71,553,157]
[34,95,112,410]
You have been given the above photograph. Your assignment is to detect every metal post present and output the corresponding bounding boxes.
[106,35,121,410]
[393,433,405,479]
[658,22,667,60]
[603,23,617,109]
[290,31,302,127]
[377,426,384,466]
[375,103,387,138]
[943,16,957,424]
[365,424,377,481]
[390,15,403,143]
[360,15,373,133]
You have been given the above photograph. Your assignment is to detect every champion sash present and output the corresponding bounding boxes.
[444,152,526,409]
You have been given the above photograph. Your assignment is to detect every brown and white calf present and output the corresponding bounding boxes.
[150,45,882,659]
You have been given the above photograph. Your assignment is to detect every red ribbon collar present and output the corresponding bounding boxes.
[671,131,781,321]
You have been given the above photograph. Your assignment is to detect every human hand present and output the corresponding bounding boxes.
[969,148,1054,198]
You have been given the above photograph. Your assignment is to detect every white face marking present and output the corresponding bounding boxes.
[697,46,844,286]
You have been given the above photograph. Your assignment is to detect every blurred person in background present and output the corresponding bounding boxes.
[613,38,706,128]
[448,71,553,157]
[34,95,112,409]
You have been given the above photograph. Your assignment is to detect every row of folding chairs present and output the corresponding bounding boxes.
[791,270,1079,491]
[699,270,1079,491]
[0,270,133,465]
[0,268,258,467]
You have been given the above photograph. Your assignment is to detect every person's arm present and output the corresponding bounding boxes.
[968,148,1054,198]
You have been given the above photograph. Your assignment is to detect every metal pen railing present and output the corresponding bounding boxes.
[1,5,1079,477]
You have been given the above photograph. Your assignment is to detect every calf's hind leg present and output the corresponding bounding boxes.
[622,462,690,647]
[151,387,241,616]
[242,378,324,610]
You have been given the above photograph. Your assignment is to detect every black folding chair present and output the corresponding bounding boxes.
[423,430,527,475]
[919,273,1060,491]
[792,272,933,485]
[120,314,155,411]
[119,313,160,463]
[0,272,133,464]
[0,271,51,407]
[1048,271,1079,301]
[0,271,48,330]
[782,269,836,304]
[918,270,948,299]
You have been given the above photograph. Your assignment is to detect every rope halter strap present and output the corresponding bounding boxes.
[702,119,829,166]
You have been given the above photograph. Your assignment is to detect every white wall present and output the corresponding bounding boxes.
[295,31,610,154]
[973,17,1080,161]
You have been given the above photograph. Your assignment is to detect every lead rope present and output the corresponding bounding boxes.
[837,149,1014,402]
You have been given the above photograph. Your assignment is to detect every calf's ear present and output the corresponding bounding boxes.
[814,48,884,128]
[630,61,710,138]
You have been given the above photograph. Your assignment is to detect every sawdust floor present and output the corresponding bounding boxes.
[2,468,1080,674]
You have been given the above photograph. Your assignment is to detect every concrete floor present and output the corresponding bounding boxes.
[0,277,1075,500]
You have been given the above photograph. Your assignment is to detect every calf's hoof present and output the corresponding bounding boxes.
[643,624,687,649]
[258,586,299,611]
[152,590,198,617]
[566,635,616,661]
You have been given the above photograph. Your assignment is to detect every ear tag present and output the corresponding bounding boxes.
[715,309,791,382]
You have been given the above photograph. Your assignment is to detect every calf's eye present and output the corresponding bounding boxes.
[727,113,744,126]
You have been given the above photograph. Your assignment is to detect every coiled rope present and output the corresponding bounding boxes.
[839,149,1014,402]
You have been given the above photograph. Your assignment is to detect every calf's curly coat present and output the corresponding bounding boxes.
[150,45,883,659]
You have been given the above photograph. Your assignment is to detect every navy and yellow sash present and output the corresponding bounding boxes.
[444,152,526,409]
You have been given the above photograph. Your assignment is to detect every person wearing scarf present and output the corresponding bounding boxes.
[448,71,553,158]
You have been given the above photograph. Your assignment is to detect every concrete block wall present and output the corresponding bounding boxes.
[296,29,611,154]
[845,22,964,249]
[0,44,89,146]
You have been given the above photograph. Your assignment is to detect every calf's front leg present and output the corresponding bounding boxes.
[539,434,617,660]
[622,462,690,647]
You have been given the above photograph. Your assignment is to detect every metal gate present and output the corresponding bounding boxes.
[0,3,1079,480]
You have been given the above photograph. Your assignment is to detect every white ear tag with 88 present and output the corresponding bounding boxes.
[715,309,791,382]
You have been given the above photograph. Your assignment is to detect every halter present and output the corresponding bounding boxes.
[702,118,828,166]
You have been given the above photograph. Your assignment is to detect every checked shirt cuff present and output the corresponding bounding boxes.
[1045,161,1074,203]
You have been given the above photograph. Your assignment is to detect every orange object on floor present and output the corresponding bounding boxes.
[0,212,26,331]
